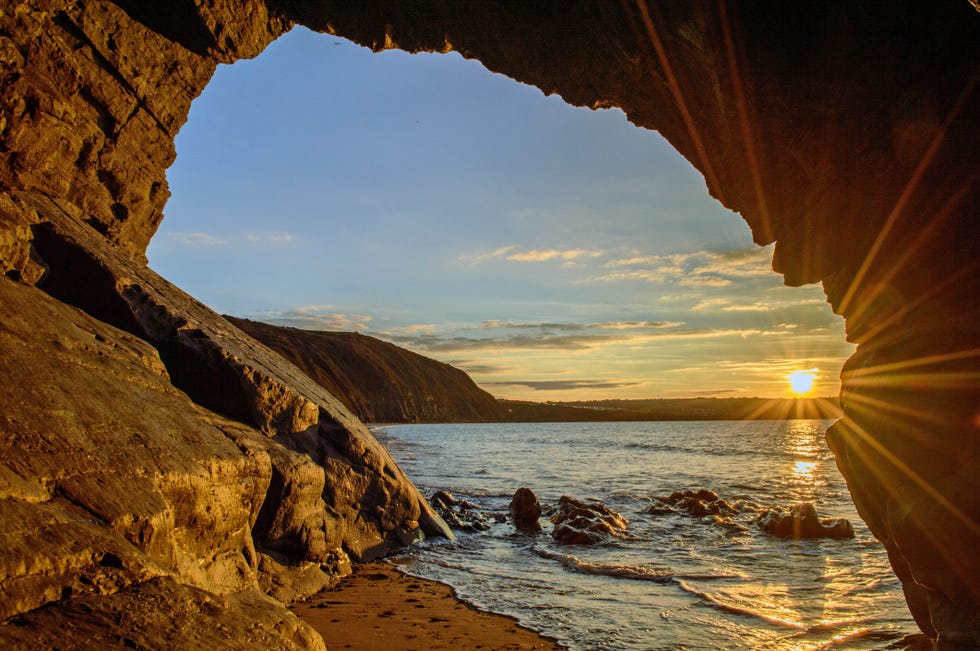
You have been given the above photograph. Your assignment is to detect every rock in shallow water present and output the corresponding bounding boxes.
[551,496,628,545]
[647,489,738,518]
[509,487,543,533]
[756,503,854,540]
[429,490,492,533]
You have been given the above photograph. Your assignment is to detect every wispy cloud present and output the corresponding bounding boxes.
[446,360,511,375]
[160,231,295,247]
[464,245,518,263]
[480,320,681,331]
[677,276,732,287]
[247,306,372,331]
[690,248,773,278]
[481,320,585,331]
[593,320,683,330]
[484,379,641,391]
[692,297,825,312]
[384,325,780,354]
[245,231,294,244]
[506,248,602,262]
[163,232,229,246]
[688,389,740,396]
[463,245,603,264]
[589,247,773,287]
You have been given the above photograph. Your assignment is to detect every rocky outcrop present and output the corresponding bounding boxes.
[551,496,629,546]
[227,317,505,424]
[1,0,977,645]
[647,489,736,518]
[756,503,854,540]
[0,193,451,644]
[0,275,324,648]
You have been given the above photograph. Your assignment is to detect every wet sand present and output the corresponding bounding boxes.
[292,562,564,650]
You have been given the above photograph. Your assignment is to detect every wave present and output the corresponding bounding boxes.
[804,627,906,649]
[532,547,743,586]
[533,547,675,582]
[675,580,806,630]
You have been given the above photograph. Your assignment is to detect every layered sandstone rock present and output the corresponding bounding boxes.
[0,0,977,646]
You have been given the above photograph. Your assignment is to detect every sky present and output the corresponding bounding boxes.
[147,26,854,401]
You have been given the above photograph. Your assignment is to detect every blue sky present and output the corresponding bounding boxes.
[148,27,853,400]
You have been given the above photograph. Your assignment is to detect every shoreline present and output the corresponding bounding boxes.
[292,561,565,650]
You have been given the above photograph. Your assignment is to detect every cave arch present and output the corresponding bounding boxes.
[152,27,850,403]
[1,1,977,643]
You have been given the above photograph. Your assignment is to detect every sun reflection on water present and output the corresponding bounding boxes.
[794,460,817,478]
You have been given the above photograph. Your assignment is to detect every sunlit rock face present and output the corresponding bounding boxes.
[0,0,977,646]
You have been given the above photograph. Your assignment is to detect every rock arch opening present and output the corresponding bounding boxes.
[0,2,976,645]
[150,26,852,406]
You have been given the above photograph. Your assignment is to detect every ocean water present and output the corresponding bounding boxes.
[374,420,917,650]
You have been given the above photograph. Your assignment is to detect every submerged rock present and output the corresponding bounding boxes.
[429,490,491,533]
[756,503,855,540]
[509,487,543,532]
[648,488,738,519]
[551,496,628,545]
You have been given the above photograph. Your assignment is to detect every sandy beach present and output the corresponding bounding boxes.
[292,562,564,650]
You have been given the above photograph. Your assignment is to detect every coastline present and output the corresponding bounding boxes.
[291,561,564,650]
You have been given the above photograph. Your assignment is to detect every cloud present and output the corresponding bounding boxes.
[481,320,586,331]
[387,332,616,353]
[478,320,680,332]
[692,297,825,312]
[506,248,602,262]
[677,276,732,287]
[381,323,441,337]
[247,306,372,331]
[163,232,228,246]
[589,246,774,287]
[245,231,294,244]
[463,245,603,264]
[588,269,666,283]
[692,298,732,311]
[603,255,662,268]
[690,248,773,278]
[687,389,740,396]
[384,325,775,354]
[592,320,683,329]
[158,231,295,247]
[483,379,641,391]
[462,245,518,263]
[445,360,511,375]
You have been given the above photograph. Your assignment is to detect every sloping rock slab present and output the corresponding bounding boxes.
[0,276,324,644]
[0,275,262,601]
[0,576,324,651]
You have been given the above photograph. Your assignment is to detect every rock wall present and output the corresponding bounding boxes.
[0,0,977,647]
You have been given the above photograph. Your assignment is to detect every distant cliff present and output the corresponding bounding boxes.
[228,317,506,423]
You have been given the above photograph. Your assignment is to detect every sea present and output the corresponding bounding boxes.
[373,420,918,651]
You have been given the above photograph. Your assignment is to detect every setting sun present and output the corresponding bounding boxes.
[788,369,818,395]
